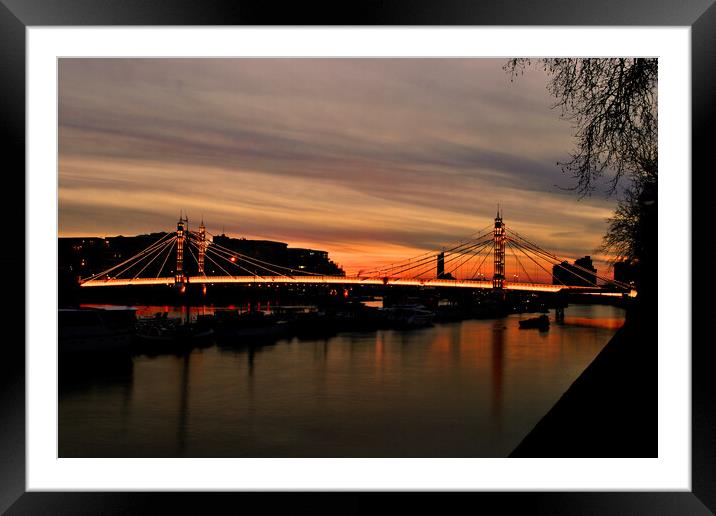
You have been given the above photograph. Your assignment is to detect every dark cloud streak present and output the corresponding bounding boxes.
[58,58,620,273]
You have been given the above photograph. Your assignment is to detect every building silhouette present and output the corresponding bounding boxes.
[436,251,455,279]
[58,231,344,281]
[613,260,637,286]
[552,255,597,287]
[212,234,344,276]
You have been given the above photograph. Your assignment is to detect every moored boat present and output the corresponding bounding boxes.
[380,304,435,329]
[519,314,550,330]
[212,309,291,344]
[134,317,214,351]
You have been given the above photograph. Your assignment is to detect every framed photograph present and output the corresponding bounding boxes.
[2,1,711,513]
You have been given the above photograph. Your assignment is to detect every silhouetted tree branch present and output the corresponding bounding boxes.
[505,58,658,300]
[602,186,641,262]
[505,58,657,198]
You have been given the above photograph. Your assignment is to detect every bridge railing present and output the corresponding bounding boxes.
[79,274,633,295]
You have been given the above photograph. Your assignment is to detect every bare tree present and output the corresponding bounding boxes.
[505,58,657,197]
[505,58,658,294]
[602,187,641,260]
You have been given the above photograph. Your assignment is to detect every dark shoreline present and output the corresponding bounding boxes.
[510,308,657,457]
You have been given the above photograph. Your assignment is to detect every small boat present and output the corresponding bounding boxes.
[519,314,550,330]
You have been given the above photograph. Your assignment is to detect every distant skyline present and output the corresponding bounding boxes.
[59,58,621,279]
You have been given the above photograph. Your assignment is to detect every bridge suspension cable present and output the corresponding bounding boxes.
[131,236,177,280]
[418,238,492,279]
[199,240,290,278]
[468,241,494,280]
[357,224,494,277]
[508,243,534,283]
[114,235,177,281]
[156,239,176,279]
[199,241,262,278]
[77,216,630,295]
[506,228,630,289]
[196,230,325,277]
[370,235,492,279]
[80,232,176,284]
[206,245,287,277]
[509,238,589,285]
[184,237,208,278]
[205,249,247,278]
[507,239,568,286]
[443,239,494,278]
[362,230,494,279]
[435,236,493,279]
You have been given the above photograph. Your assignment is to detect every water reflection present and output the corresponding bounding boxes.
[491,320,505,423]
[60,305,624,457]
[177,353,190,455]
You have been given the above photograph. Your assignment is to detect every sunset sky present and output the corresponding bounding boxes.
[58,58,622,279]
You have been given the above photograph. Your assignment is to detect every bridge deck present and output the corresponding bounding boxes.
[79,275,627,294]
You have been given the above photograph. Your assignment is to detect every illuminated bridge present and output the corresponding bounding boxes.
[79,210,635,297]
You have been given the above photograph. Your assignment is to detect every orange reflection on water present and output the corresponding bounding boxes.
[491,320,505,421]
[80,303,217,321]
[60,304,626,457]
[562,317,624,330]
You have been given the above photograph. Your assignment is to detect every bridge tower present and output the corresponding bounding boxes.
[176,213,188,284]
[493,207,506,289]
[198,218,206,275]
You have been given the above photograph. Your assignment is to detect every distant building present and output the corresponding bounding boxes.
[435,251,455,280]
[211,234,344,276]
[552,255,597,287]
[286,247,344,276]
[58,233,171,280]
[212,234,289,268]
[58,237,111,281]
[58,231,344,280]
[613,260,637,285]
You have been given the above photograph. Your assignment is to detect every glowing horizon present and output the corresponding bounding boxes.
[59,58,625,281]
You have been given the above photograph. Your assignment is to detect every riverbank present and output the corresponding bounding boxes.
[510,307,657,457]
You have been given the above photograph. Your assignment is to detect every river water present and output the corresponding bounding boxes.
[59,304,624,457]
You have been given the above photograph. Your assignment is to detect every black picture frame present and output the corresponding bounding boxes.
[1,1,711,513]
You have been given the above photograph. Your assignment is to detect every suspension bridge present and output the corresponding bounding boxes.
[78,210,635,296]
